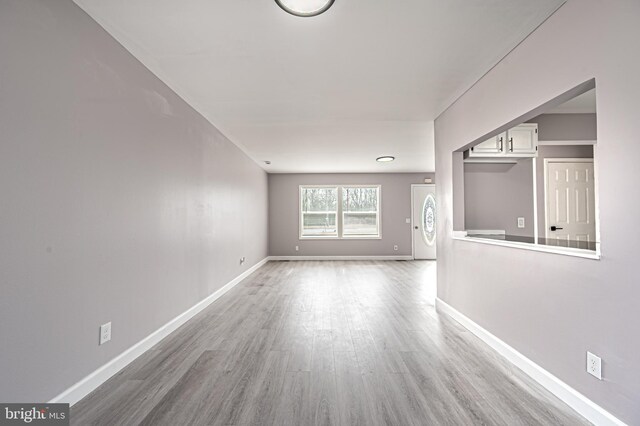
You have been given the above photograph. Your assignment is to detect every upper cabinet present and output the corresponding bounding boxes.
[467,123,538,158]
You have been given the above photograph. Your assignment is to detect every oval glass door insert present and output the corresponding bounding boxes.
[422,193,436,246]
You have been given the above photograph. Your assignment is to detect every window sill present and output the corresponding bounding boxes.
[299,236,382,241]
[451,232,601,260]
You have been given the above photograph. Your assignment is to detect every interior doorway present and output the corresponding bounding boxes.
[544,159,596,249]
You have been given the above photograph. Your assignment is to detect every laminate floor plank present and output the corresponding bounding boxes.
[71,260,590,426]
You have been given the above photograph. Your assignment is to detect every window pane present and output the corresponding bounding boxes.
[302,212,337,235]
[342,187,378,212]
[343,212,378,235]
[302,187,337,212]
[342,187,379,236]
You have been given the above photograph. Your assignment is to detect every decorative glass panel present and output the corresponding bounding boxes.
[422,193,436,246]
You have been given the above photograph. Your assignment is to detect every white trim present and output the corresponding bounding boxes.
[532,156,539,245]
[453,235,600,260]
[435,298,626,426]
[49,257,270,406]
[537,140,596,146]
[463,158,518,164]
[466,229,506,236]
[592,145,602,257]
[268,255,413,261]
[299,185,382,240]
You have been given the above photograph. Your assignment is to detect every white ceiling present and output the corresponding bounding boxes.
[547,89,597,114]
[74,0,565,173]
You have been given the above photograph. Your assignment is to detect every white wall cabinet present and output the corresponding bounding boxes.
[468,123,538,158]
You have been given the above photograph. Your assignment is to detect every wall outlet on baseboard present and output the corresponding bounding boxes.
[517,217,525,228]
[295,245,299,251]
[586,351,602,380]
[393,245,398,251]
[99,322,111,345]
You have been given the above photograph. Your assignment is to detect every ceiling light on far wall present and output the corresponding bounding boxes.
[275,0,335,17]
[376,156,395,162]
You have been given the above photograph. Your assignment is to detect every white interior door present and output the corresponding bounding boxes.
[545,160,596,248]
[412,185,436,260]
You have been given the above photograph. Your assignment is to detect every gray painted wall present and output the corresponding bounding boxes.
[464,160,534,237]
[435,0,640,423]
[528,113,597,141]
[0,0,268,402]
[536,145,593,238]
[269,173,434,256]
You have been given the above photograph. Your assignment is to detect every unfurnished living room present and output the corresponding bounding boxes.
[1,0,638,425]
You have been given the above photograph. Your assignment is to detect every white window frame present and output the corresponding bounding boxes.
[299,185,382,240]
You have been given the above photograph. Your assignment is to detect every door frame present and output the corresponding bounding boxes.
[411,184,436,260]
[543,157,598,244]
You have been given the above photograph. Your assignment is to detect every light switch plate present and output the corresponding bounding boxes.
[517,217,525,228]
[405,218,411,224]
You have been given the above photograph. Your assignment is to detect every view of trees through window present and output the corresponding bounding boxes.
[342,187,379,235]
[301,187,338,236]
[300,186,380,237]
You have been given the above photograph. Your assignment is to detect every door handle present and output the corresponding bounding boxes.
[414,226,419,230]
[509,137,514,152]
[550,226,564,231]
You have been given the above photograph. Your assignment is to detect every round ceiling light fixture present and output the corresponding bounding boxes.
[275,0,335,17]
[376,156,395,162]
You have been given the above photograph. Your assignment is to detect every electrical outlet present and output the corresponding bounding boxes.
[393,245,398,251]
[99,322,111,345]
[295,246,299,251]
[517,217,525,228]
[586,351,602,380]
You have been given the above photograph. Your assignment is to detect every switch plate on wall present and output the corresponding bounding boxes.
[405,218,411,224]
[517,217,525,228]
[99,322,111,345]
[587,351,602,380]
[393,245,398,251]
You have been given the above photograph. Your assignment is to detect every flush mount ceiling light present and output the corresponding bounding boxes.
[376,156,395,162]
[275,0,335,17]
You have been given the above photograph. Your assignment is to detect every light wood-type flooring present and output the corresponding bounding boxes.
[71,260,589,425]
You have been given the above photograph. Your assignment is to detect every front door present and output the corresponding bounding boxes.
[545,160,596,249]
[412,185,436,260]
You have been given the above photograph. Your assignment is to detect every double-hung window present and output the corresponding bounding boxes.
[300,185,381,239]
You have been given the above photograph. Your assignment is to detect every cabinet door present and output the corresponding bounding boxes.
[469,132,506,157]
[506,124,537,155]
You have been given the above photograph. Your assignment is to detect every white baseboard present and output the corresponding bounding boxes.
[49,257,270,406]
[268,255,413,261]
[435,298,626,426]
